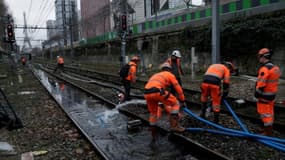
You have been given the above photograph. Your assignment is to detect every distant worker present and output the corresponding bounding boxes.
[54,55,64,73]
[59,82,65,91]
[121,56,140,101]
[144,62,186,132]
[200,61,235,124]
[255,48,280,136]
[166,50,184,86]
[21,56,27,66]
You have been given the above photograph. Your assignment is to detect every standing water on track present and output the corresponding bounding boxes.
[34,69,196,160]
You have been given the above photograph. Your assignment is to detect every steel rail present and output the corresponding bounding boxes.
[37,65,231,160]
[52,64,285,132]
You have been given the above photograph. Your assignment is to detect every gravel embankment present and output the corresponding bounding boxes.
[0,62,100,160]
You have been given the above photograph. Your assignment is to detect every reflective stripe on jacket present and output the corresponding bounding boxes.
[145,71,185,101]
[203,64,231,85]
[255,62,280,101]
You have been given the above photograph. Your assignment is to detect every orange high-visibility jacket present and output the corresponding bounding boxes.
[125,61,137,83]
[255,62,280,101]
[58,57,64,64]
[166,58,183,76]
[203,64,230,85]
[145,71,185,101]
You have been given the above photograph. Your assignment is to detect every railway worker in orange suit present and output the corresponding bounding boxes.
[200,61,235,123]
[123,55,140,101]
[54,55,64,73]
[255,48,280,136]
[144,62,186,132]
[166,50,184,86]
[21,56,27,66]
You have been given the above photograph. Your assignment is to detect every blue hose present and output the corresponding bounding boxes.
[222,99,285,151]
[222,100,249,132]
[223,99,285,148]
[186,127,246,137]
[183,106,285,152]
[187,127,285,149]
[183,107,285,143]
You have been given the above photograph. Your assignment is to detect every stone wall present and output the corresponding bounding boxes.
[52,10,285,78]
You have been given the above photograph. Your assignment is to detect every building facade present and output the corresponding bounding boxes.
[80,0,111,39]
[46,20,57,40]
[55,0,79,47]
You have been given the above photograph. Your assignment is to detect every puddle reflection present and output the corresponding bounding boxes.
[34,69,192,160]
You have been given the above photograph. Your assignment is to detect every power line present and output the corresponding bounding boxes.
[32,0,53,28]
[38,0,46,14]
[15,26,57,29]
[31,1,55,40]
[27,0,33,22]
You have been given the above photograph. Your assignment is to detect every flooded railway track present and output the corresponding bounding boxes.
[49,64,285,130]
[41,64,285,159]
[33,65,231,159]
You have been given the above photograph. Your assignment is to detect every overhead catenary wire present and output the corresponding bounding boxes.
[32,0,52,28]
[27,0,33,22]
[31,1,55,40]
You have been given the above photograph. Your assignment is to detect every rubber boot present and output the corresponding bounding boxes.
[214,112,219,124]
[199,103,207,118]
[260,126,273,136]
[169,114,185,132]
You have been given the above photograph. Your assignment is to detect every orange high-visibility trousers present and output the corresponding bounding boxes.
[200,82,221,112]
[257,99,274,126]
[144,91,180,125]
[157,105,172,118]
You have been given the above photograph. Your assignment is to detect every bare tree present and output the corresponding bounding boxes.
[111,0,122,31]
[183,0,192,8]
[0,0,9,48]
[128,0,139,9]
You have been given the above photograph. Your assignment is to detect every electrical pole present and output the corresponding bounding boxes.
[120,0,128,66]
[62,0,67,56]
[69,0,74,58]
[212,0,220,64]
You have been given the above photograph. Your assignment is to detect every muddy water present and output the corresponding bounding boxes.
[34,69,196,160]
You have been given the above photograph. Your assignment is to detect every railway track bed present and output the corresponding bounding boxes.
[37,64,285,159]
[34,67,231,159]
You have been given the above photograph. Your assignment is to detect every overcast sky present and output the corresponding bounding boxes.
[4,0,81,48]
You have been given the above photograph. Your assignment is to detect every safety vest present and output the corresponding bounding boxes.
[125,61,137,82]
[145,71,185,101]
[203,64,230,85]
[255,62,281,101]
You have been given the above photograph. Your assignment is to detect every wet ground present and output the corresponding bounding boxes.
[0,61,100,160]
[34,69,197,160]
[0,58,284,159]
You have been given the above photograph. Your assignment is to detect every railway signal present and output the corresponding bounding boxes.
[121,14,127,31]
[6,24,15,42]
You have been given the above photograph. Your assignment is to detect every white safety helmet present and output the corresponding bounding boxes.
[171,50,181,58]
[160,62,172,70]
